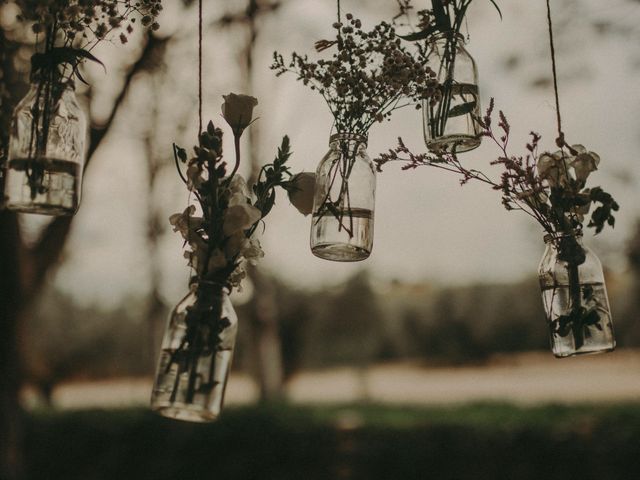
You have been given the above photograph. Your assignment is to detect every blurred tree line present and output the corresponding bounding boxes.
[21,251,640,405]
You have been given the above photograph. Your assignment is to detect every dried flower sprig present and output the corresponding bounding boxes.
[375,99,619,253]
[271,13,439,135]
[17,0,162,47]
[376,100,620,346]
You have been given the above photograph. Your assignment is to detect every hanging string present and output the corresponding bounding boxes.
[337,0,341,24]
[545,0,564,147]
[198,0,203,135]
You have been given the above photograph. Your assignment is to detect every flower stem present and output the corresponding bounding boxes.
[229,134,241,180]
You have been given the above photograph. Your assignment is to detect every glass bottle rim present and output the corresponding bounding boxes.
[29,72,76,91]
[329,132,368,146]
[430,31,466,44]
[543,230,583,244]
[191,279,229,294]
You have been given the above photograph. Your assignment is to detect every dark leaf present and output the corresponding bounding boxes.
[399,25,441,42]
[448,101,476,118]
[488,0,503,20]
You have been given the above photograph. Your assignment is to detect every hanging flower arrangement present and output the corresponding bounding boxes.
[395,0,502,153]
[272,11,439,261]
[375,100,619,356]
[150,94,299,422]
[4,0,162,215]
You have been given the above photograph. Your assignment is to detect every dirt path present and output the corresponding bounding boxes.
[30,350,640,410]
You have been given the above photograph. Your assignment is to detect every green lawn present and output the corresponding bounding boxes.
[24,402,640,480]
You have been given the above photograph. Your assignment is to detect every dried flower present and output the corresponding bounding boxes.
[287,172,316,216]
[221,93,258,137]
[16,0,163,49]
[223,194,262,236]
[272,14,437,135]
[570,145,600,182]
[375,100,619,242]
[537,150,570,188]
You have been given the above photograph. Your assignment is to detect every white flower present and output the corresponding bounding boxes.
[537,150,570,188]
[288,172,316,216]
[241,237,265,265]
[570,145,600,182]
[183,233,208,273]
[227,265,247,290]
[228,174,248,196]
[169,205,203,240]
[223,195,262,236]
[221,93,258,136]
[186,163,205,190]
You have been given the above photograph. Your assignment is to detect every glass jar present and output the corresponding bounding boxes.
[423,32,480,153]
[4,76,86,215]
[310,133,375,262]
[150,283,238,422]
[538,233,615,357]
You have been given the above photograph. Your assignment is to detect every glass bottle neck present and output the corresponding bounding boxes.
[430,31,467,46]
[543,231,584,246]
[329,133,368,148]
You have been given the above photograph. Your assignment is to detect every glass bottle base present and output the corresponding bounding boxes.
[4,158,80,216]
[151,402,220,423]
[311,243,371,262]
[552,342,616,358]
[5,203,76,216]
[426,134,480,153]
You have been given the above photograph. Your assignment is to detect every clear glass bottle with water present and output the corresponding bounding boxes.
[150,282,238,422]
[310,133,376,262]
[4,75,86,215]
[423,32,481,153]
[538,232,615,357]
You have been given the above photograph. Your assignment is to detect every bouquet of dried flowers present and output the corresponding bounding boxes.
[376,100,619,352]
[272,13,437,135]
[272,12,438,251]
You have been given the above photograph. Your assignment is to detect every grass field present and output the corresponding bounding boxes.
[24,402,640,480]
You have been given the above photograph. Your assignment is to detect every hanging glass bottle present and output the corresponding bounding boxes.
[150,282,238,422]
[310,133,375,262]
[4,73,86,215]
[423,32,481,153]
[538,232,615,357]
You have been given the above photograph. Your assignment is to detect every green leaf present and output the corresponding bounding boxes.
[69,48,106,71]
[261,190,276,217]
[448,101,476,118]
[582,308,601,326]
[399,25,441,42]
[488,0,503,20]
[275,135,292,167]
[431,0,451,31]
[176,147,187,163]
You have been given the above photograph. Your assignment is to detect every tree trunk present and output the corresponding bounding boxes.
[242,0,286,402]
[249,268,284,402]
[0,33,165,479]
[0,211,24,480]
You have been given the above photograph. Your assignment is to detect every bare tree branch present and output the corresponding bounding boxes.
[24,35,168,302]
